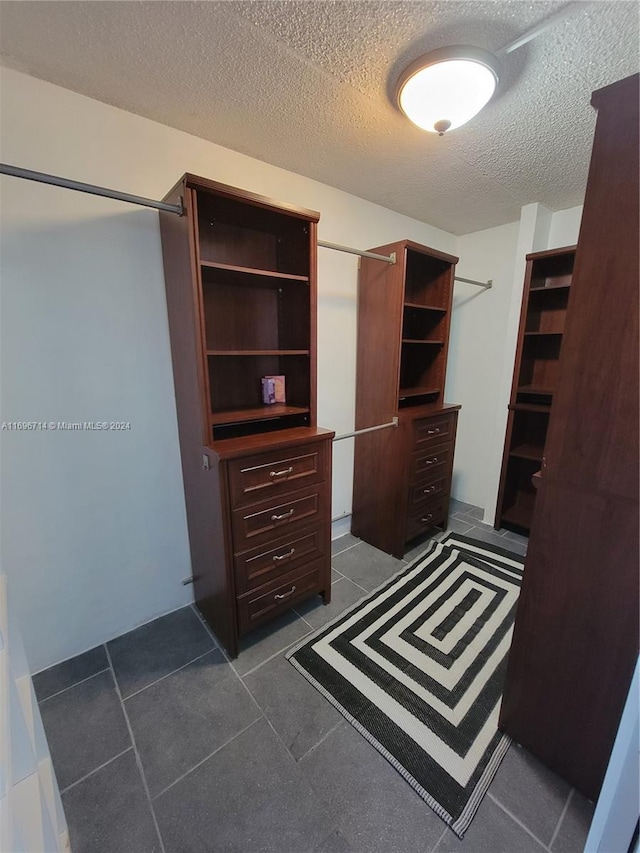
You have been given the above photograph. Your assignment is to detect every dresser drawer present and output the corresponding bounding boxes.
[231,484,325,550]
[234,525,326,595]
[409,442,453,485]
[408,474,449,511]
[413,414,456,449]
[228,442,327,508]
[236,562,321,634]
[405,498,447,543]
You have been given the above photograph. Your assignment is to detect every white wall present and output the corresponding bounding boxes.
[548,205,583,249]
[0,68,456,672]
[446,221,520,506]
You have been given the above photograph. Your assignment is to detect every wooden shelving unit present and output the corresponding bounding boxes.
[159,174,333,657]
[352,240,460,558]
[495,246,576,533]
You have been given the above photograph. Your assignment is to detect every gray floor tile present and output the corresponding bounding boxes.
[464,523,527,556]
[155,718,333,853]
[245,654,343,761]
[449,499,478,515]
[300,722,444,853]
[332,533,360,557]
[332,567,343,582]
[313,829,354,852]
[464,505,485,521]
[108,606,214,698]
[33,645,108,702]
[551,790,594,852]
[62,750,160,853]
[234,609,312,677]
[295,577,365,630]
[436,795,546,853]
[125,649,260,797]
[40,669,131,790]
[445,517,476,535]
[489,743,571,846]
[500,529,529,548]
[332,541,404,592]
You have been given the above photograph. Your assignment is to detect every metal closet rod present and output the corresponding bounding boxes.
[333,417,399,442]
[1,163,492,288]
[319,239,492,289]
[0,163,185,216]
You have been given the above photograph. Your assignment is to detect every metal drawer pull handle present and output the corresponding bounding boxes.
[274,585,297,601]
[421,513,433,523]
[427,427,441,435]
[423,485,437,494]
[425,457,439,466]
[273,548,295,562]
[271,509,295,521]
[270,466,294,479]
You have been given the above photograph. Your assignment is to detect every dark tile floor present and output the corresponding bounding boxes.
[34,501,594,853]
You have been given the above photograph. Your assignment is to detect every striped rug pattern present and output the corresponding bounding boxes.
[286,534,525,837]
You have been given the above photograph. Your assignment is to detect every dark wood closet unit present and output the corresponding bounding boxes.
[159,175,333,657]
[351,240,460,559]
[495,247,576,533]
[499,74,639,801]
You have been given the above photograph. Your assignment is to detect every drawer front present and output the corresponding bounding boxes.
[409,442,453,485]
[228,442,327,508]
[234,525,326,595]
[237,562,321,634]
[413,414,455,449]
[409,475,449,511]
[231,485,324,550]
[405,498,447,543]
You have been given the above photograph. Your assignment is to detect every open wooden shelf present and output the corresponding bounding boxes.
[207,350,309,356]
[399,386,441,399]
[501,503,534,529]
[509,443,544,461]
[518,385,555,396]
[529,282,571,292]
[201,260,309,282]
[210,404,310,426]
[403,301,447,312]
[401,339,444,346]
[509,402,552,413]
[496,246,576,534]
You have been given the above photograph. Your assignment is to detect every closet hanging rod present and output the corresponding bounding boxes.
[2,164,492,288]
[455,275,493,289]
[333,417,399,442]
[0,163,185,216]
[319,240,397,264]
[319,239,491,288]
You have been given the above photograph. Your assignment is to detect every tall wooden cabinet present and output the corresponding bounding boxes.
[159,175,333,657]
[351,240,460,559]
[495,246,576,533]
[499,75,639,800]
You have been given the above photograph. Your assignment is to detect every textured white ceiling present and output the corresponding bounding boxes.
[0,1,638,234]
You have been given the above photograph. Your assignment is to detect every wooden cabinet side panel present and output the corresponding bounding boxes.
[499,74,640,800]
[544,79,639,501]
[159,191,237,655]
[499,486,639,798]
[355,245,405,429]
[352,426,409,558]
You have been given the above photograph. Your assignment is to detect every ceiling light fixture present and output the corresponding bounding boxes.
[396,46,500,136]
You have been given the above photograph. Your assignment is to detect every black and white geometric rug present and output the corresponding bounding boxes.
[286,533,525,837]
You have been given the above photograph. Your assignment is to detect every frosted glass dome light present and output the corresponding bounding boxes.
[397,46,500,135]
